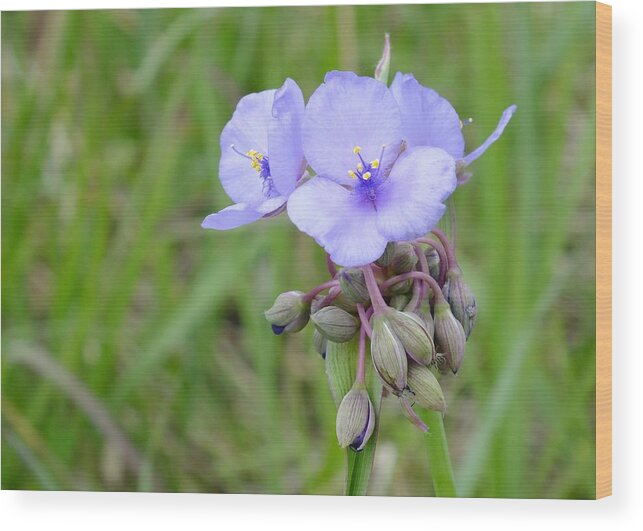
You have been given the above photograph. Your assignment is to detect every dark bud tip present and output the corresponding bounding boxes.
[271,324,285,335]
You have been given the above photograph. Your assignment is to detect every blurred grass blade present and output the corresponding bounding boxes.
[3,429,59,490]
[7,342,148,482]
[113,241,263,399]
[129,9,217,95]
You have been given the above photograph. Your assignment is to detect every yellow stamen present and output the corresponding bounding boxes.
[348,170,357,179]
[353,146,362,154]
[370,159,379,169]
[357,163,363,172]
[246,149,265,173]
[362,172,372,181]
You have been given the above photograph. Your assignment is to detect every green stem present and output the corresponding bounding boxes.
[423,410,457,497]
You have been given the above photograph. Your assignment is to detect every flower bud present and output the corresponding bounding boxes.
[312,329,327,359]
[389,278,413,295]
[390,243,419,274]
[310,293,325,314]
[336,383,375,452]
[433,353,450,375]
[311,306,359,343]
[264,291,310,335]
[424,247,441,280]
[375,242,396,267]
[331,293,359,314]
[370,313,408,393]
[408,297,434,337]
[384,308,435,365]
[433,299,466,374]
[443,267,477,339]
[407,362,446,412]
[389,293,410,311]
[388,243,418,295]
[338,268,370,304]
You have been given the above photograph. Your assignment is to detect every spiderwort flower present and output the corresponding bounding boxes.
[390,72,516,172]
[201,78,305,230]
[287,71,457,267]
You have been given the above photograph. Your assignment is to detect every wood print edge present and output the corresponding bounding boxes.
[595,0,612,500]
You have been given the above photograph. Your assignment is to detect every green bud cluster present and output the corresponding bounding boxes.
[264,233,478,443]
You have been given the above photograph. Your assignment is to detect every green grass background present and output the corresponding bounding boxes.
[1,2,597,498]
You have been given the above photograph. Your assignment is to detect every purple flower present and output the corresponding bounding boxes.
[390,72,516,168]
[201,78,305,230]
[287,71,457,267]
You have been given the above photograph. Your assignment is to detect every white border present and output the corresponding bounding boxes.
[2,0,642,529]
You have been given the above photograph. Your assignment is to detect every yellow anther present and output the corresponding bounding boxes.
[362,172,372,181]
[357,163,363,172]
[348,170,357,179]
[353,146,362,154]
[370,159,379,169]
[246,149,265,173]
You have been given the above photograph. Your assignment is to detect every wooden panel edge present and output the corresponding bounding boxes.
[595,1,612,500]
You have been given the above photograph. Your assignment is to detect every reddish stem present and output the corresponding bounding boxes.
[413,245,429,304]
[357,303,373,338]
[361,265,388,314]
[356,325,367,383]
[317,286,341,308]
[302,279,339,303]
[430,228,457,270]
[416,237,448,286]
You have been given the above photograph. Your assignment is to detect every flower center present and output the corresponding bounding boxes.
[347,146,386,201]
[231,145,276,197]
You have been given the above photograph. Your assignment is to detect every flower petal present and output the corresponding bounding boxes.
[201,202,264,230]
[219,89,275,205]
[255,195,287,215]
[463,104,517,166]
[287,177,389,267]
[375,147,456,241]
[390,72,464,159]
[303,71,402,185]
[268,78,305,197]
